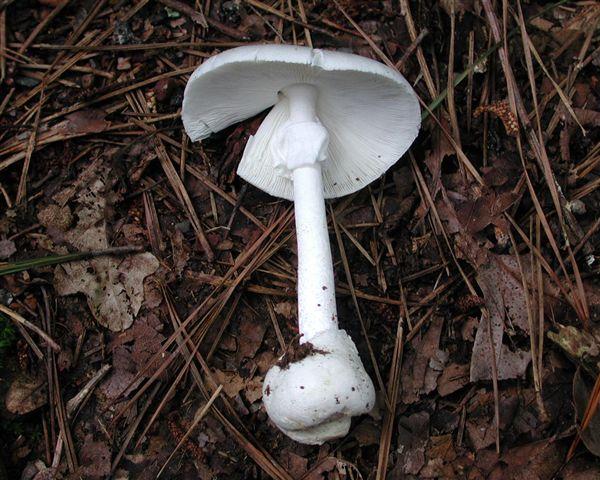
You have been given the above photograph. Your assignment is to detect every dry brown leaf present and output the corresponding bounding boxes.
[470,254,531,382]
[438,363,470,397]
[243,377,263,404]
[0,239,16,259]
[279,451,308,478]
[237,315,266,360]
[401,316,444,403]
[57,110,110,135]
[170,228,190,276]
[51,163,158,331]
[80,436,111,479]
[55,253,158,331]
[5,375,47,415]
[273,301,296,320]
[573,369,600,457]
[352,419,380,446]
[466,419,497,451]
[396,412,430,475]
[212,370,245,398]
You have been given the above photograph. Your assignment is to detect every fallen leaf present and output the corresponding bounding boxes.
[396,412,430,475]
[51,163,159,331]
[273,301,296,320]
[499,440,563,479]
[101,315,166,400]
[170,228,190,276]
[466,419,496,451]
[244,377,263,404]
[55,253,159,331]
[5,375,47,415]
[237,315,266,360]
[438,363,470,397]
[305,457,338,480]
[212,370,245,398]
[401,316,444,403]
[455,190,517,235]
[80,437,111,479]
[58,110,110,135]
[352,419,380,446]
[561,458,600,479]
[573,369,600,457]
[279,451,308,478]
[470,254,531,382]
[547,324,600,376]
[37,204,73,232]
[0,239,16,259]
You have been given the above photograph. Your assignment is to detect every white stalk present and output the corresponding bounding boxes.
[263,84,375,445]
[284,84,338,341]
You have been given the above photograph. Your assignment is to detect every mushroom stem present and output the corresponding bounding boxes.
[281,84,337,341]
[293,164,338,341]
[263,83,376,445]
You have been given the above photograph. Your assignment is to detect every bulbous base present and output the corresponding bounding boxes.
[262,328,375,445]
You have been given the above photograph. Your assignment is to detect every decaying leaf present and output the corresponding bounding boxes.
[80,436,111,479]
[50,163,159,331]
[396,412,430,475]
[55,253,159,331]
[438,363,470,397]
[58,110,110,135]
[0,239,16,259]
[212,370,246,398]
[470,254,531,382]
[273,301,296,320]
[401,316,445,403]
[279,451,308,478]
[236,314,266,360]
[100,314,166,400]
[5,375,47,415]
[547,324,600,376]
[573,369,600,457]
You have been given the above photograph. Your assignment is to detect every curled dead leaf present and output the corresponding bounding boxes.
[5,375,47,415]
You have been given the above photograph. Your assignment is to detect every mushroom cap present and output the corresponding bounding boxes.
[262,328,375,445]
[182,44,420,200]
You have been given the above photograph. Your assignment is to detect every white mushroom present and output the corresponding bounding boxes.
[182,44,420,444]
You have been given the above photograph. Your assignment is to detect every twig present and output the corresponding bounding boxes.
[0,304,60,352]
[395,28,427,70]
[376,310,404,479]
[66,364,111,419]
[0,245,145,276]
[156,385,223,478]
[17,89,44,203]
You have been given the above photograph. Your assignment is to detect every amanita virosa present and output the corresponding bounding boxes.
[182,45,420,444]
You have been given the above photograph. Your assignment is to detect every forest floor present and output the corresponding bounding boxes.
[0,0,600,479]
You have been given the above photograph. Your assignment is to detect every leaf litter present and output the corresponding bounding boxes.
[1,1,600,479]
[44,161,159,331]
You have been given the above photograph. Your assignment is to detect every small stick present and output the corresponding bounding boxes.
[0,304,60,352]
[395,28,428,70]
[17,89,44,203]
[156,385,223,478]
[66,364,111,419]
[0,245,145,276]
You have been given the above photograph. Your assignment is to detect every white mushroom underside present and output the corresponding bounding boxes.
[182,45,420,200]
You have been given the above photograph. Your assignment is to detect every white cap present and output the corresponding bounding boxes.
[182,44,420,200]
